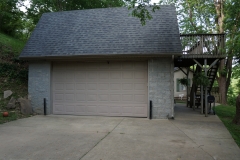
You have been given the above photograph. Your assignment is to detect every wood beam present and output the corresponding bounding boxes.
[207,59,219,71]
[179,67,187,76]
[193,59,203,68]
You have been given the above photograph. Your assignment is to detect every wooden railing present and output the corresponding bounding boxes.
[180,34,225,56]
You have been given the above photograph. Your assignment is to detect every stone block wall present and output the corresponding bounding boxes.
[148,58,174,119]
[28,61,51,114]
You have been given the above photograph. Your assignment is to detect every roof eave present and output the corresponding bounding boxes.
[19,52,183,60]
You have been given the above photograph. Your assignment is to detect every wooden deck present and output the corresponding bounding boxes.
[175,33,226,67]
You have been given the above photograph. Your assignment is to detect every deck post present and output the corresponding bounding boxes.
[193,65,195,110]
[204,59,208,117]
[193,90,195,110]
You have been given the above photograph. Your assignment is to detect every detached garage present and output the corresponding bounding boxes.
[20,6,182,119]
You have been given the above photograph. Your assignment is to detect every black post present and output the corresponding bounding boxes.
[44,98,46,115]
[149,100,152,120]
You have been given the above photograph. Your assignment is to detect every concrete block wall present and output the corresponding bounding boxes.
[148,58,174,119]
[28,61,51,114]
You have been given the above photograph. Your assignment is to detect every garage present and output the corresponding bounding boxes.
[52,61,148,117]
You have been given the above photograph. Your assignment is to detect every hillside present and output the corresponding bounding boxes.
[0,33,25,53]
[0,32,29,123]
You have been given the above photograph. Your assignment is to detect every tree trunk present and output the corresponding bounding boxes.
[232,94,240,125]
[217,60,227,104]
[214,0,232,105]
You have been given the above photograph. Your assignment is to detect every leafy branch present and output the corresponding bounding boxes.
[126,0,160,25]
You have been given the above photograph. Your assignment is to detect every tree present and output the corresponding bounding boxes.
[0,0,25,38]
[126,0,160,25]
[130,0,240,105]
[27,0,125,25]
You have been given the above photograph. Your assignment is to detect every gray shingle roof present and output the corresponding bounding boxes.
[20,5,182,59]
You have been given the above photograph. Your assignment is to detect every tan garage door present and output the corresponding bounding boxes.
[52,62,148,117]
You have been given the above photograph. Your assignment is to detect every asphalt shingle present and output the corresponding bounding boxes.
[20,5,182,59]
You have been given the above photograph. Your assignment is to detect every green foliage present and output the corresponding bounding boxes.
[126,0,160,25]
[215,105,240,147]
[178,77,188,86]
[192,72,210,87]
[27,0,125,25]
[0,32,25,54]
[228,85,237,106]
[159,0,216,34]
[232,65,240,79]
[0,0,26,39]
[219,67,228,76]
[0,63,28,83]
[224,0,240,64]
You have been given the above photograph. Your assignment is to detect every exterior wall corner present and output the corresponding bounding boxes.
[148,58,174,119]
[28,61,51,114]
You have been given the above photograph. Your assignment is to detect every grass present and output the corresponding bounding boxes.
[215,105,240,148]
[0,111,30,124]
[0,32,29,124]
[0,32,25,53]
[174,99,187,103]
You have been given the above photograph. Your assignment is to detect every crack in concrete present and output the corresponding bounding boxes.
[170,120,215,160]
[79,118,125,160]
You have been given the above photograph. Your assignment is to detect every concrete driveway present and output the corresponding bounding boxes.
[0,104,240,160]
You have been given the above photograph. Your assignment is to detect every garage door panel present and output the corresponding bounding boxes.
[52,62,147,117]
[98,83,109,90]
[109,63,122,69]
[76,93,86,101]
[109,106,122,115]
[75,72,86,81]
[122,106,134,114]
[66,105,75,113]
[87,83,97,90]
[135,105,147,115]
[65,83,74,90]
[54,104,65,112]
[53,103,148,117]
[65,72,75,82]
[75,104,86,113]
[110,94,121,101]
[97,105,109,114]
[65,93,75,101]
[122,83,134,90]
[134,83,146,90]
[122,94,133,102]
[76,83,86,90]
[53,73,65,82]
[54,83,64,90]
[110,72,121,79]
[122,63,134,70]
[134,94,146,102]
[122,71,134,79]
[134,71,146,79]
[99,72,109,79]
[98,94,109,101]
[87,72,98,79]
[86,105,97,114]
[87,94,97,101]
[54,93,64,101]
[134,62,147,70]
[110,83,121,90]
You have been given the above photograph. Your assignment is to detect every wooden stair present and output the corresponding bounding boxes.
[189,62,219,107]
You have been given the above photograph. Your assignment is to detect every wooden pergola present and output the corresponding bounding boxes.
[175,34,226,117]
